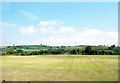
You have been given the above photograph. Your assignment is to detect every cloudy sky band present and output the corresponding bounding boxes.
[1,2,118,46]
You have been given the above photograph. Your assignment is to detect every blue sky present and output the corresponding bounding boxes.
[1,2,118,46]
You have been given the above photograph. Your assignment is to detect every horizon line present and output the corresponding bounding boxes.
[0,44,117,47]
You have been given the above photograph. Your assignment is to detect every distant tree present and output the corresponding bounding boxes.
[82,50,85,55]
[50,47,52,49]
[84,46,92,55]
[13,48,24,55]
[108,47,111,50]
[1,52,7,56]
[108,45,116,50]
[7,46,15,54]
[69,49,76,54]
[98,50,105,55]
[113,47,120,55]
[111,45,115,49]
[16,49,23,54]
[26,47,29,49]
[76,49,80,54]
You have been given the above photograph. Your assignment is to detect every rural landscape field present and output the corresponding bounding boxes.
[1,44,119,81]
[1,2,119,82]
[2,55,118,81]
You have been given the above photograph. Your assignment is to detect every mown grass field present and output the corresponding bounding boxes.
[2,55,118,81]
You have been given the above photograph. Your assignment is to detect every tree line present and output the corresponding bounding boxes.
[1,45,120,55]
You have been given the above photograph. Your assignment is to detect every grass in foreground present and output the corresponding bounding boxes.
[2,55,118,81]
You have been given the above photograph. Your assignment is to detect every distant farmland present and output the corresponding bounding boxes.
[2,55,118,81]
[1,45,120,55]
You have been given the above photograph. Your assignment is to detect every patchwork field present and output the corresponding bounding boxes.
[1,55,118,81]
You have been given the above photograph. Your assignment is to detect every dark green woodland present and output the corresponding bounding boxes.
[1,44,120,55]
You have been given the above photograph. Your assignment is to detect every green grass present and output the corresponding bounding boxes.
[1,55,118,81]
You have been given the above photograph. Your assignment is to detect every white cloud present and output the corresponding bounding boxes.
[38,20,76,34]
[39,20,58,27]
[0,21,16,27]
[106,31,118,39]
[19,20,76,34]
[18,19,118,46]
[58,26,76,34]
[83,28,102,35]
[40,26,55,33]
[38,20,59,34]
[19,10,40,21]
[19,20,59,34]
[20,26,36,34]
[77,29,118,45]
[26,28,118,46]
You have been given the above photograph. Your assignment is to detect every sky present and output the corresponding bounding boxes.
[1,2,118,46]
